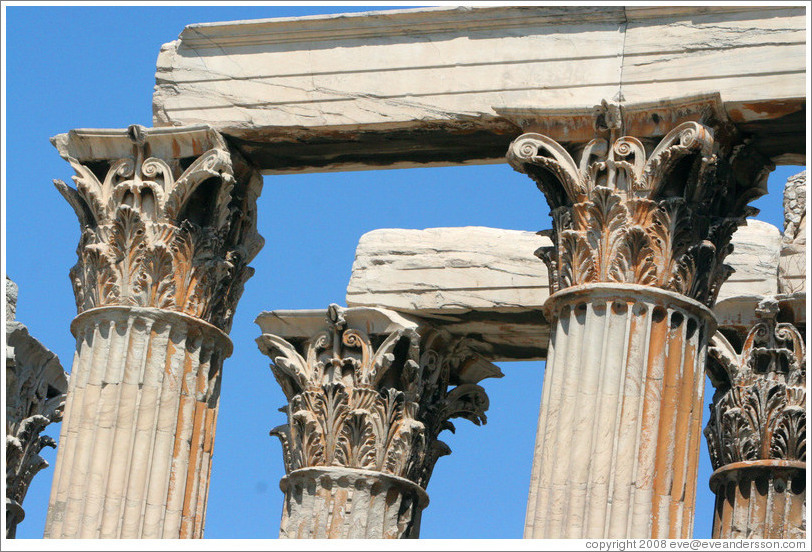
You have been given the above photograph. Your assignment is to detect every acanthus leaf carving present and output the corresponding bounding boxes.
[258,307,502,490]
[6,308,69,538]
[54,125,263,331]
[508,104,769,307]
[705,297,806,470]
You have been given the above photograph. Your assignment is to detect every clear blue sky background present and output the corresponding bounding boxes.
[4,4,801,540]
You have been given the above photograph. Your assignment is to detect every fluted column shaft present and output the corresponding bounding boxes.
[507,102,772,539]
[43,124,263,538]
[45,307,228,538]
[710,462,805,539]
[279,467,428,538]
[525,285,712,538]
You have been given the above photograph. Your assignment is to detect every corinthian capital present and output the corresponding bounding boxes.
[507,101,773,307]
[6,278,68,538]
[705,296,806,470]
[256,305,501,489]
[52,125,264,330]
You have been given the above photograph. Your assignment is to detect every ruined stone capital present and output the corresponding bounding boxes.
[256,305,501,538]
[6,278,69,538]
[44,126,264,539]
[705,294,806,539]
[509,102,777,539]
[507,103,773,308]
[53,124,264,331]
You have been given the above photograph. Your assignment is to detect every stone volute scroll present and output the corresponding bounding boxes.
[256,305,502,538]
[43,124,263,539]
[705,296,806,539]
[6,277,69,538]
[507,99,773,539]
[51,124,264,330]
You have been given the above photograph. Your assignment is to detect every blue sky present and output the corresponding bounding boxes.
[4,4,800,540]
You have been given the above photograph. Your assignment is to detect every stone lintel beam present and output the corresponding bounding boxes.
[346,220,782,362]
[256,305,502,538]
[44,124,263,539]
[6,278,69,539]
[154,7,805,172]
[705,294,806,539]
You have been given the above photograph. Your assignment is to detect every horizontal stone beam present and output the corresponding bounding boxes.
[153,6,805,172]
[346,220,782,361]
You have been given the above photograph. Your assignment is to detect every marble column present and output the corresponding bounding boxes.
[704,170,806,539]
[705,303,805,536]
[507,102,772,538]
[256,305,501,538]
[43,124,263,538]
[702,170,807,540]
[6,278,69,538]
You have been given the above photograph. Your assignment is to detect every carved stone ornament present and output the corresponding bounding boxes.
[6,278,69,538]
[705,296,806,469]
[507,101,773,307]
[783,171,806,243]
[52,125,264,331]
[256,305,501,489]
[779,170,806,294]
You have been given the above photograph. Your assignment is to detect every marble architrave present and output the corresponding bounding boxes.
[153,6,805,173]
[345,220,782,362]
[14,5,805,541]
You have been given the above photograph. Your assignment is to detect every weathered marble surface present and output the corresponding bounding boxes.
[6,277,17,321]
[347,220,782,360]
[347,226,549,312]
[346,226,550,360]
[705,295,806,540]
[525,285,713,538]
[509,117,765,538]
[6,277,68,538]
[153,6,805,172]
[44,124,262,539]
[779,171,806,294]
[718,220,782,299]
[256,305,501,538]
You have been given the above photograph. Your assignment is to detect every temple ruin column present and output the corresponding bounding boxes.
[507,103,772,538]
[43,124,263,538]
[704,171,806,539]
[6,277,69,538]
[705,295,806,539]
[256,305,501,538]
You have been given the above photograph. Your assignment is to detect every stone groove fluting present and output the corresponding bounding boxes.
[507,103,773,538]
[705,295,806,539]
[43,124,263,539]
[530,285,713,538]
[257,305,501,538]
